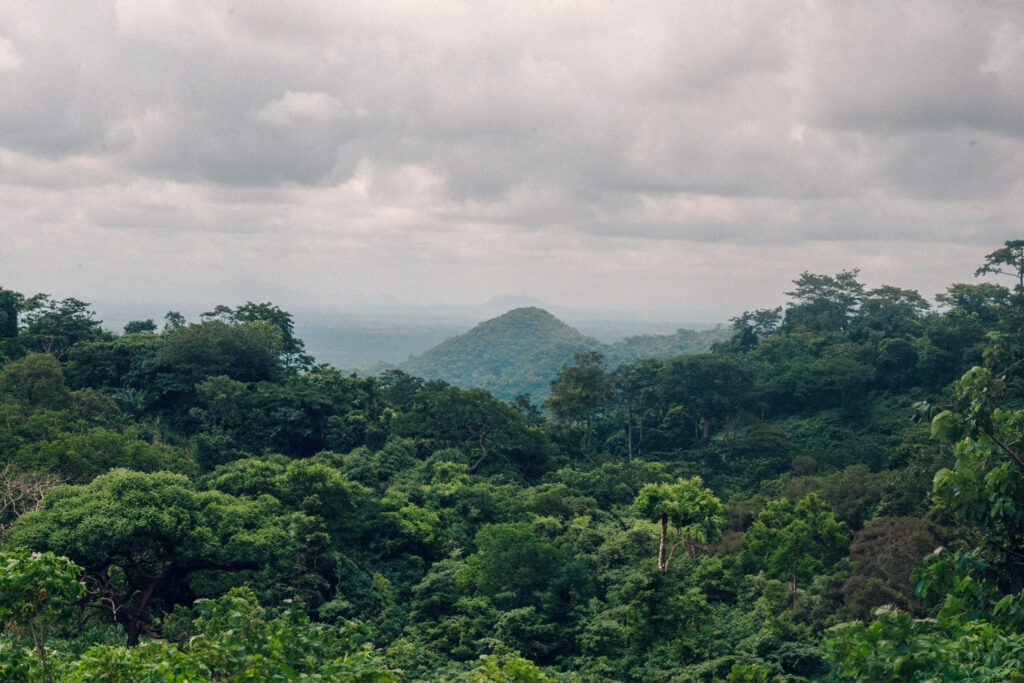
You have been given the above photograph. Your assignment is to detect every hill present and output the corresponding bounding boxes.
[398,307,729,400]
[399,307,600,400]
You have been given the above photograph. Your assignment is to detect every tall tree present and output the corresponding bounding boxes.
[976,239,1024,292]
[729,307,782,350]
[211,302,311,368]
[0,287,22,339]
[782,269,864,333]
[546,351,612,458]
[633,477,724,573]
[20,296,107,359]
[853,285,930,340]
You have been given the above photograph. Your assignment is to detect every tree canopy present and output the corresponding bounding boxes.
[0,242,1022,679]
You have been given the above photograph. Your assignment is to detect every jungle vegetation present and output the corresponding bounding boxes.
[1,241,1023,681]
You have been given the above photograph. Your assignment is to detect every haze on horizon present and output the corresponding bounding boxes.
[2,1,1023,322]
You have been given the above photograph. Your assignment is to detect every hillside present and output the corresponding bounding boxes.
[399,307,601,399]
[398,307,729,400]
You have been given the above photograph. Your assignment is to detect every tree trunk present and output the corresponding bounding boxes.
[625,403,634,462]
[658,513,668,572]
[119,566,171,646]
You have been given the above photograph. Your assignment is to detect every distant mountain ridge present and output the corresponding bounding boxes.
[398,307,729,400]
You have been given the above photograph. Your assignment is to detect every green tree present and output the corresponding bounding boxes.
[782,269,864,334]
[397,385,551,478]
[145,319,284,424]
[546,351,612,458]
[742,494,850,609]
[163,310,186,330]
[824,605,1024,682]
[935,282,1012,322]
[610,359,661,461]
[927,363,1024,612]
[655,354,751,446]
[0,288,22,339]
[976,239,1024,292]
[464,522,574,611]
[0,548,86,683]
[728,307,782,350]
[203,302,311,369]
[459,652,555,682]
[20,296,107,360]
[5,469,306,645]
[852,285,929,341]
[633,477,724,572]
[122,319,156,335]
[12,426,195,483]
[0,354,71,411]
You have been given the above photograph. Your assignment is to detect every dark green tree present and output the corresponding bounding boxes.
[122,319,157,335]
[163,310,187,330]
[729,307,782,350]
[782,269,864,333]
[742,494,850,609]
[852,285,929,340]
[0,354,71,411]
[397,385,551,478]
[145,319,284,423]
[204,302,311,368]
[5,469,310,645]
[655,354,751,445]
[20,296,108,360]
[0,288,22,339]
[935,282,1012,322]
[976,239,1024,292]
[546,351,612,458]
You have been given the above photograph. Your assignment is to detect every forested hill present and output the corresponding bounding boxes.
[398,307,600,399]
[398,306,728,399]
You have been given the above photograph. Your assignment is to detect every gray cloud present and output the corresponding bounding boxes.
[2,1,1023,315]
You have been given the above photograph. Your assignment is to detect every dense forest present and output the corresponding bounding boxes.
[1,241,1023,681]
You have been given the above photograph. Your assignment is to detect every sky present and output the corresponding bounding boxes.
[2,0,1023,322]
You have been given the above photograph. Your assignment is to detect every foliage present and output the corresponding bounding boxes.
[3,245,1023,679]
[19,296,109,360]
[824,606,1024,682]
[0,548,86,682]
[929,363,1024,602]
[742,494,850,597]
[58,587,397,681]
[633,477,724,572]
[975,239,1024,292]
[4,469,311,645]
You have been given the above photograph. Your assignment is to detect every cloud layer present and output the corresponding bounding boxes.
[2,1,1022,315]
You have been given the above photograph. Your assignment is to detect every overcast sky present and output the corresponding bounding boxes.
[2,1,1023,321]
